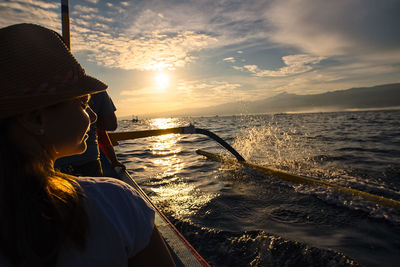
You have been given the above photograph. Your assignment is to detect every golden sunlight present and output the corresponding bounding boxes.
[150,118,179,129]
[150,118,183,176]
[155,71,169,91]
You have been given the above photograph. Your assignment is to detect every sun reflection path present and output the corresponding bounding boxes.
[147,118,217,218]
[150,118,179,129]
[151,183,218,217]
[150,118,183,177]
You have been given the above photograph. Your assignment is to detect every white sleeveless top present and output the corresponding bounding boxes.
[57,177,155,266]
[0,177,155,267]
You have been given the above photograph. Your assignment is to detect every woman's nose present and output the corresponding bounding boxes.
[87,106,97,124]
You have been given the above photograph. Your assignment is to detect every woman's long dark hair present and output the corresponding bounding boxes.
[0,118,89,266]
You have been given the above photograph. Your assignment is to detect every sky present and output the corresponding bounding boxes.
[1,0,400,117]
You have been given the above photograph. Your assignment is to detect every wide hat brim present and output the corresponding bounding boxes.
[0,75,107,119]
[0,23,108,119]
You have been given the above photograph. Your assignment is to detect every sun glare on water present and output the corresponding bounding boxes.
[155,71,169,91]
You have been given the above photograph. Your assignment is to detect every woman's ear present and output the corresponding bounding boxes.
[16,110,46,136]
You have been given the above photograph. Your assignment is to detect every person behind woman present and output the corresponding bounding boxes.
[0,23,175,266]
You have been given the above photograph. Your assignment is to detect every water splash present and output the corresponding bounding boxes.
[229,115,400,223]
[232,119,325,175]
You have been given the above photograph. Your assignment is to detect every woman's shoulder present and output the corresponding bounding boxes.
[76,176,130,190]
[74,176,155,258]
[75,176,152,215]
[77,176,143,198]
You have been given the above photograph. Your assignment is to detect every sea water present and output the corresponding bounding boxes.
[114,109,400,267]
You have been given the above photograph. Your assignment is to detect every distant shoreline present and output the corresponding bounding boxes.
[119,106,400,120]
[118,83,400,119]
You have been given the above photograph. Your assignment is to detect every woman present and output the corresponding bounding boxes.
[0,24,175,266]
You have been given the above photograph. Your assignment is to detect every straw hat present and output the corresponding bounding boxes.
[0,23,108,119]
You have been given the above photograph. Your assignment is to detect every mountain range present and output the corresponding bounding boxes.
[143,83,400,117]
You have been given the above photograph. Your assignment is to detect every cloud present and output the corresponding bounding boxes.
[72,5,99,14]
[1,1,218,71]
[0,0,271,74]
[0,0,60,31]
[235,54,325,77]
[0,1,288,72]
[223,57,236,63]
[73,30,216,70]
[14,0,58,10]
[266,0,400,58]
[122,1,273,51]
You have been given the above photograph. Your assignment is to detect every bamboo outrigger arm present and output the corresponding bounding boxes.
[108,124,246,162]
[196,149,400,210]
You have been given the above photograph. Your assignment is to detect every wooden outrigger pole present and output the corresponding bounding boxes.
[61,0,70,49]
[196,149,400,210]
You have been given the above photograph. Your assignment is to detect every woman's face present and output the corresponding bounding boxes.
[42,95,97,159]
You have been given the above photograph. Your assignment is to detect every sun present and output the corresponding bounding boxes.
[155,71,169,91]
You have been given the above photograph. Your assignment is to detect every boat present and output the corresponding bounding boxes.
[132,115,139,122]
